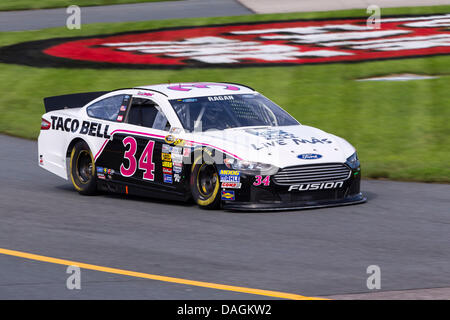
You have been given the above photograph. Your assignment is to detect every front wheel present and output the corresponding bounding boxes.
[190,155,220,210]
[69,141,97,195]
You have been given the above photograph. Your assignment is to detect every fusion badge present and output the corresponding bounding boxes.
[288,181,344,191]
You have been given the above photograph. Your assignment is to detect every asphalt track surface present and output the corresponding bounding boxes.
[0,0,253,32]
[0,134,449,299]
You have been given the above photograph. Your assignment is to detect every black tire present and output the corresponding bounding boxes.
[69,141,97,195]
[190,153,221,210]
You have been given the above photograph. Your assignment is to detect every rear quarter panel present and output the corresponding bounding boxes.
[38,108,119,180]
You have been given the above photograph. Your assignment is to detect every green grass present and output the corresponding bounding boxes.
[0,0,175,11]
[0,6,449,182]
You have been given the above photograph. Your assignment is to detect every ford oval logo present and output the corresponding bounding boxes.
[298,153,322,160]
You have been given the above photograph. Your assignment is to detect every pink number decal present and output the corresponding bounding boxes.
[120,136,137,177]
[254,175,270,186]
[139,140,155,181]
[120,136,155,181]
[253,176,262,186]
[167,83,240,92]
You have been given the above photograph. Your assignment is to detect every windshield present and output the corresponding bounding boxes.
[170,94,299,132]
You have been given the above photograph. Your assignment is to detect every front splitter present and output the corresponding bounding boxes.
[222,193,367,212]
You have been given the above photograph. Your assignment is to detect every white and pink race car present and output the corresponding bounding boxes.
[38,82,365,210]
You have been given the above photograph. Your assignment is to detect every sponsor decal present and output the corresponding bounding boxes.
[117,115,123,122]
[50,116,110,138]
[161,153,172,161]
[162,144,172,153]
[219,170,240,183]
[246,129,333,149]
[173,165,182,174]
[168,83,240,91]
[137,91,153,96]
[178,98,198,103]
[221,190,235,201]
[298,153,323,160]
[173,161,183,169]
[165,134,184,146]
[169,127,183,134]
[246,129,298,140]
[106,169,116,180]
[221,182,242,189]
[162,161,173,168]
[120,105,127,112]
[165,135,176,144]
[162,167,173,175]
[288,181,344,191]
[171,153,183,164]
[174,173,181,182]
[1,14,449,68]
[163,174,173,184]
[220,170,240,175]
[183,147,191,157]
[171,146,183,154]
[96,167,116,179]
[252,137,332,150]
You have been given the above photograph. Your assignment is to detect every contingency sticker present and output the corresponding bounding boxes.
[219,170,240,183]
[221,190,235,201]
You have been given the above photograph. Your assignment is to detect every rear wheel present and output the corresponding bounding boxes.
[190,155,220,210]
[69,141,97,195]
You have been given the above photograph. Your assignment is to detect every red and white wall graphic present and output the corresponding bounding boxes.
[1,14,449,68]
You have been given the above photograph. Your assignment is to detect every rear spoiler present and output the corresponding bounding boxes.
[43,91,109,113]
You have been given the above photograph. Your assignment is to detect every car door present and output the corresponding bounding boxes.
[86,93,131,180]
[103,95,179,194]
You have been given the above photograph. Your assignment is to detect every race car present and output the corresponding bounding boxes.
[38,82,366,211]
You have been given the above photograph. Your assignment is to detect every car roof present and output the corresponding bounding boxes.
[133,82,256,99]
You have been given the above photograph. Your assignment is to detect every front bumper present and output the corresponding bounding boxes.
[220,165,365,212]
[223,192,366,211]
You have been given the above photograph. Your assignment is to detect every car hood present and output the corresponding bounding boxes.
[185,125,356,169]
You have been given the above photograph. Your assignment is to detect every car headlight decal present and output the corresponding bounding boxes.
[345,152,360,170]
[224,157,278,175]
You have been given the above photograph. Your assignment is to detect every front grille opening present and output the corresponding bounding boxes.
[274,163,351,185]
